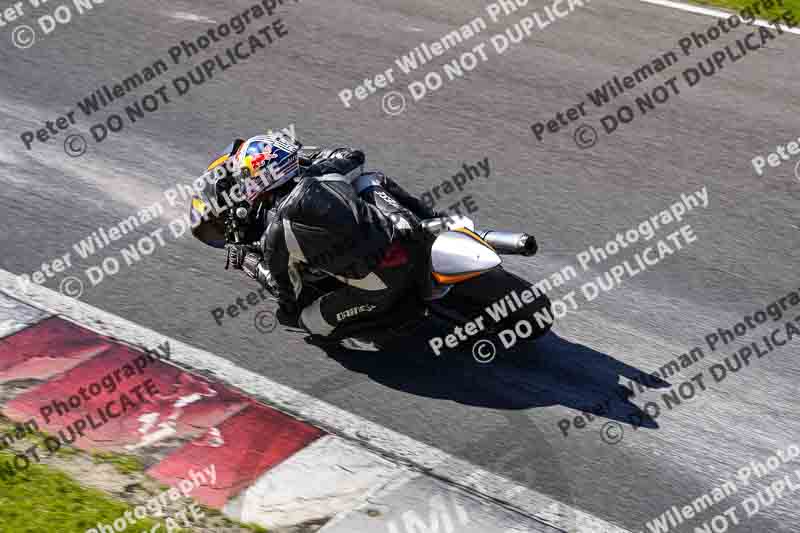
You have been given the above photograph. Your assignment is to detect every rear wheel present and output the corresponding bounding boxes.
[434,266,553,339]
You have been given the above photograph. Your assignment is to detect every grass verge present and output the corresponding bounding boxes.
[687,0,800,23]
[0,450,162,533]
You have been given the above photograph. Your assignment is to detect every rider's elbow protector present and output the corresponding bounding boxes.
[243,253,277,294]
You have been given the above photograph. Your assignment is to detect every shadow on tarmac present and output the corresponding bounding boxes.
[319,330,671,430]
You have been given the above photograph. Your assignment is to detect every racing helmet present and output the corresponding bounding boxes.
[233,133,301,203]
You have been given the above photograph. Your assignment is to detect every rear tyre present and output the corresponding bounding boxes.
[436,266,553,339]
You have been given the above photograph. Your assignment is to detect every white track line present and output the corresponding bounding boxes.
[639,0,800,36]
[0,268,630,533]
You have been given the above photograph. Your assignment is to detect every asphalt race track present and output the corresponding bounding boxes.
[1,0,799,531]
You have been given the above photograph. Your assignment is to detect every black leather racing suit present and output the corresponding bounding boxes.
[247,147,439,338]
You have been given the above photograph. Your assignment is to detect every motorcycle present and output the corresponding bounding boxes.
[189,143,553,354]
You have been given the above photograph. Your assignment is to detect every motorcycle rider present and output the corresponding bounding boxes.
[221,133,442,340]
